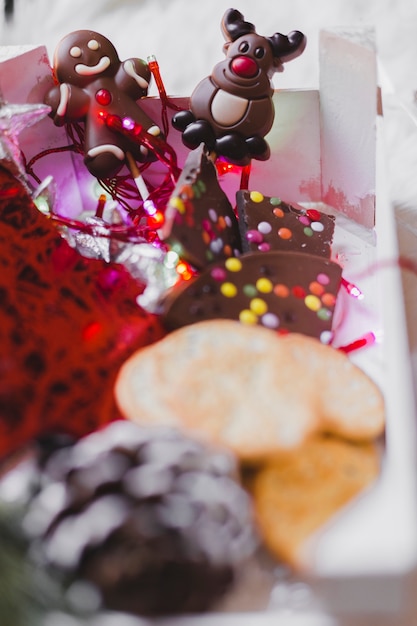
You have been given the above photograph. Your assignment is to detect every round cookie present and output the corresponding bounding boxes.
[248,435,381,567]
[114,320,385,461]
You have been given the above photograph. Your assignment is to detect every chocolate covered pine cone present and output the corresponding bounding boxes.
[22,421,257,616]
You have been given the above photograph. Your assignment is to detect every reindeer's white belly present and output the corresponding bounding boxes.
[211,89,249,127]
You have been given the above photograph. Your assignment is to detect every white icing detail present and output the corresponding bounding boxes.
[211,90,249,127]
[88,39,100,50]
[87,144,125,160]
[57,83,70,117]
[147,124,161,137]
[70,46,82,58]
[123,59,149,89]
[75,56,111,76]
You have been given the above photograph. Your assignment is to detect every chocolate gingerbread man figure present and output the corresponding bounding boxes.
[45,30,163,179]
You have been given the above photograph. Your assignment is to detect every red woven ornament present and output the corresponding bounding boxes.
[0,167,165,460]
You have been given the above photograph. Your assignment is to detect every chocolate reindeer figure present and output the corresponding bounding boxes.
[45,30,163,179]
[173,9,306,165]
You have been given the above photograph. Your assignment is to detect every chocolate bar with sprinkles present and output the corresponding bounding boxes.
[237,190,335,257]
[159,143,242,269]
[161,251,342,342]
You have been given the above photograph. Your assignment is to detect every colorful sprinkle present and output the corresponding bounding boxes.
[239,309,258,324]
[298,215,310,226]
[317,273,330,285]
[320,330,333,344]
[274,283,289,297]
[317,308,332,321]
[243,284,258,297]
[250,191,264,203]
[273,207,284,218]
[304,294,321,311]
[322,292,336,307]
[258,221,272,234]
[225,258,242,272]
[169,196,186,214]
[303,227,313,237]
[306,208,322,220]
[220,282,238,297]
[292,285,306,298]
[256,277,273,293]
[311,221,324,232]
[246,229,263,243]
[278,227,292,240]
[261,313,280,329]
[208,208,218,222]
[309,281,325,296]
[258,242,271,252]
[250,298,268,315]
[269,197,282,206]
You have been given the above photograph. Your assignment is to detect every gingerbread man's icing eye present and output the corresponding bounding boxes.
[70,46,82,58]
[88,39,100,51]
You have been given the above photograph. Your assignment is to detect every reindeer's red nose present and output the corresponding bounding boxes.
[231,56,258,78]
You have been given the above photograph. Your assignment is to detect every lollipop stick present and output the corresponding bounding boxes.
[126,151,150,200]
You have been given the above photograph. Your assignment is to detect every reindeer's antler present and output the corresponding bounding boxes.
[221,8,255,42]
[268,31,307,62]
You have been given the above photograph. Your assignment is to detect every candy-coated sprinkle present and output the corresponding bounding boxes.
[210,267,227,281]
[298,215,310,226]
[258,221,272,234]
[250,298,268,315]
[303,227,313,237]
[269,197,282,206]
[278,227,292,240]
[258,242,271,252]
[225,216,232,227]
[320,330,333,344]
[239,309,258,324]
[274,283,289,297]
[202,231,211,245]
[225,258,242,272]
[309,281,325,296]
[243,284,257,297]
[169,196,186,214]
[317,272,330,285]
[220,282,238,297]
[208,208,218,222]
[305,294,321,311]
[250,191,264,203]
[210,238,223,254]
[311,221,324,232]
[306,208,322,220]
[246,229,263,243]
[322,292,336,306]
[256,277,273,293]
[218,216,227,230]
[317,308,332,320]
[292,285,306,298]
[223,245,232,256]
[261,313,280,329]
[180,184,194,200]
[273,207,284,218]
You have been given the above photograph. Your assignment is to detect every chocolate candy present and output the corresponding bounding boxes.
[173,9,306,165]
[237,190,335,257]
[161,250,342,342]
[160,143,242,269]
[45,30,163,179]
